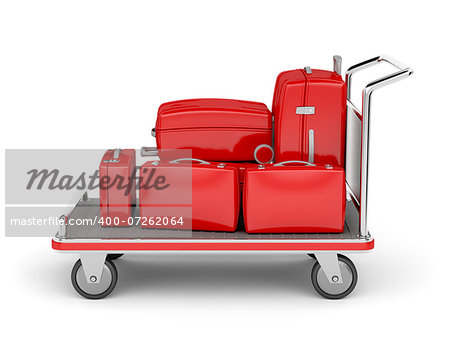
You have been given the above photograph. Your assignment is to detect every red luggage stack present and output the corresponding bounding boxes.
[103,57,348,234]
[272,67,346,166]
[154,99,272,162]
[139,159,240,232]
[99,149,136,225]
[243,161,346,233]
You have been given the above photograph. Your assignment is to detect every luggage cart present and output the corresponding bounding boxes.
[52,56,412,299]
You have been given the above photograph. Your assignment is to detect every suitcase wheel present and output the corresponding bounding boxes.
[71,258,118,299]
[310,254,357,299]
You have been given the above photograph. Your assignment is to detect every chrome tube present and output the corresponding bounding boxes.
[345,55,413,238]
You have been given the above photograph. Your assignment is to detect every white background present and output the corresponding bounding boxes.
[1,0,449,337]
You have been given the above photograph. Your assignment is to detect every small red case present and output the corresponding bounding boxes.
[243,162,346,233]
[99,149,136,225]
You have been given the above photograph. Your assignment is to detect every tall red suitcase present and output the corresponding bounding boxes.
[272,67,346,167]
[139,159,240,231]
[154,99,272,162]
[243,161,345,233]
[99,149,136,225]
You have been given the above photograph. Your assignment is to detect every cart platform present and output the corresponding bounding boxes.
[52,195,373,252]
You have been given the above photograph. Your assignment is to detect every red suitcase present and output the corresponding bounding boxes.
[154,99,272,162]
[139,158,240,231]
[272,66,346,167]
[243,161,345,233]
[99,149,136,225]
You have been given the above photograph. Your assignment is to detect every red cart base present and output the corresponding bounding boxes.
[52,238,374,252]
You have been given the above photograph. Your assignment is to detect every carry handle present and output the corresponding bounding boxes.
[112,149,121,160]
[273,160,316,167]
[141,146,158,157]
[169,158,211,165]
[254,144,274,164]
[333,55,342,75]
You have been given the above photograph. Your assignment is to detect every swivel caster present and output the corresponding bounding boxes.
[311,254,357,299]
[71,258,118,299]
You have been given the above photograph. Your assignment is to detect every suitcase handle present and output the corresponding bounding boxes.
[254,144,274,164]
[113,149,121,160]
[273,160,315,167]
[169,158,211,165]
[141,146,158,157]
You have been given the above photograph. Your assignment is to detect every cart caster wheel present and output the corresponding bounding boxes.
[311,254,357,299]
[71,259,118,299]
[307,254,316,259]
[107,253,124,260]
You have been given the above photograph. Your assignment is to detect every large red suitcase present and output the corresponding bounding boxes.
[139,158,240,231]
[243,161,345,233]
[154,99,272,162]
[272,67,346,167]
[99,149,136,225]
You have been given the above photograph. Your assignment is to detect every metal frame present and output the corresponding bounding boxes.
[70,251,352,285]
[54,194,373,285]
[79,253,107,284]
[345,55,413,238]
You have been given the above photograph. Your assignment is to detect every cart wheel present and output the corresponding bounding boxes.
[311,254,357,299]
[307,254,316,259]
[71,259,118,299]
[107,253,124,260]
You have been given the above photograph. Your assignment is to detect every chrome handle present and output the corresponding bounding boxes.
[253,144,274,164]
[113,149,121,160]
[141,146,158,157]
[273,160,315,167]
[345,55,413,238]
[333,55,342,75]
[308,129,314,163]
[169,158,211,165]
[346,55,413,102]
